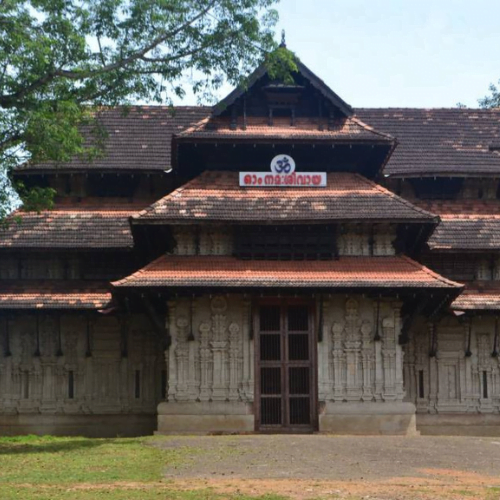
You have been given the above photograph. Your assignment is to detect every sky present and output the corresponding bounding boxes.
[185,0,500,109]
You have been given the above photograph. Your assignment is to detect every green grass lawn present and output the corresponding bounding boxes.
[0,435,286,500]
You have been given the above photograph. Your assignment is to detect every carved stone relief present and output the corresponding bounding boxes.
[165,294,252,404]
[403,316,500,414]
[323,297,404,404]
[0,314,163,417]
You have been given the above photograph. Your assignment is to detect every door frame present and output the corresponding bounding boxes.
[254,297,318,433]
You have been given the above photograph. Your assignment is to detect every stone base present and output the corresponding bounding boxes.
[157,401,254,434]
[417,413,500,436]
[0,414,156,437]
[319,402,418,435]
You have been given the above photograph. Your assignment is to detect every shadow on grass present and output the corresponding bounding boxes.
[0,436,132,455]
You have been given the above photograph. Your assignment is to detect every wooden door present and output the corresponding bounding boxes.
[255,301,317,432]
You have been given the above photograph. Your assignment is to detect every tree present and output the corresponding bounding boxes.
[479,81,500,108]
[0,0,279,217]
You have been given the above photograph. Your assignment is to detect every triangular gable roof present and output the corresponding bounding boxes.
[213,59,354,118]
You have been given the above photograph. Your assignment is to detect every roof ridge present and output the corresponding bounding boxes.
[350,116,395,141]
[355,107,500,112]
[399,254,464,288]
[112,253,168,287]
[352,173,439,221]
[132,172,210,219]
[177,115,211,136]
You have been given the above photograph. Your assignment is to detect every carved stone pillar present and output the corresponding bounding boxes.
[174,316,189,401]
[198,321,212,402]
[167,301,177,401]
[241,300,252,401]
[210,296,228,401]
[361,320,373,401]
[187,300,199,400]
[428,322,438,413]
[228,322,241,401]
[382,316,397,401]
[331,321,345,401]
[344,299,362,400]
[393,304,405,400]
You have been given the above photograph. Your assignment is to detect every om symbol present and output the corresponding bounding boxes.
[270,154,296,174]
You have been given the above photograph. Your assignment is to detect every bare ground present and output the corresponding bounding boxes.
[154,435,500,499]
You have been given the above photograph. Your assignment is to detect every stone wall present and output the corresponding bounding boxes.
[318,296,415,434]
[158,293,415,435]
[158,295,254,433]
[404,315,500,435]
[0,313,163,436]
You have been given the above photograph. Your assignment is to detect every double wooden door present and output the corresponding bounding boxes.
[255,301,317,432]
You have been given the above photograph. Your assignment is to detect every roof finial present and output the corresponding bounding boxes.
[280,29,286,48]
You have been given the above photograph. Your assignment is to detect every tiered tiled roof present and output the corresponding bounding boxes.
[134,171,437,223]
[13,107,500,177]
[416,200,500,251]
[15,106,208,173]
[176,116,395,143]
[356,108,500,177]
[451,284,500,311]
[112,255,462,289]
[0,281,111,309]
[0,201,145,249]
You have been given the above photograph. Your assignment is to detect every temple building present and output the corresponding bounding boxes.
[1,50,500,437]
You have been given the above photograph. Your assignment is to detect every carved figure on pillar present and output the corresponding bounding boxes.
[331,321,345,401]
[344,299,363,400]
[228,322,242,401]
[174,316,189,400]
[210,296,229,401]
[360,320,374,400]
[199,321,212,401]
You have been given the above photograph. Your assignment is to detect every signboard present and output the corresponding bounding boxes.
[239,154,327,187]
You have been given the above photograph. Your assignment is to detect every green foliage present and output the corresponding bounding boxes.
[14,182,57,213]
[265,47,299,85]
[479,81,500,108]
[0,0,279,215]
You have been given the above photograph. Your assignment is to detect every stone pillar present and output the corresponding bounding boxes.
[241,300,252,400]
[210,296,229,401]
[361,320,373,401]
[198,321,212,402]
[174,316,189,401]
[228,323,241,401]
[167,301,177,402]
[331,321,344,401]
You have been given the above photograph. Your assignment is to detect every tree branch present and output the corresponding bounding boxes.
[0,0,218,107]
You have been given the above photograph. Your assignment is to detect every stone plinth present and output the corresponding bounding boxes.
[319,402,418,435]
[157,401,254,434]
[417,413,500,436]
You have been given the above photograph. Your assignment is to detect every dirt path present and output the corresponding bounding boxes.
[154,435,500,499]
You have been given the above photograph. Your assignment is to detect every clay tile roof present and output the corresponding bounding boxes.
[176,115,395,142]
[15,106,209,173]
[0,201,143,249]
[415,200,500,251]
[451,284,500,311]
[0,281,112,309]
[356,108,500,177]
[134,171,437,223]
[112,255,462,289]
